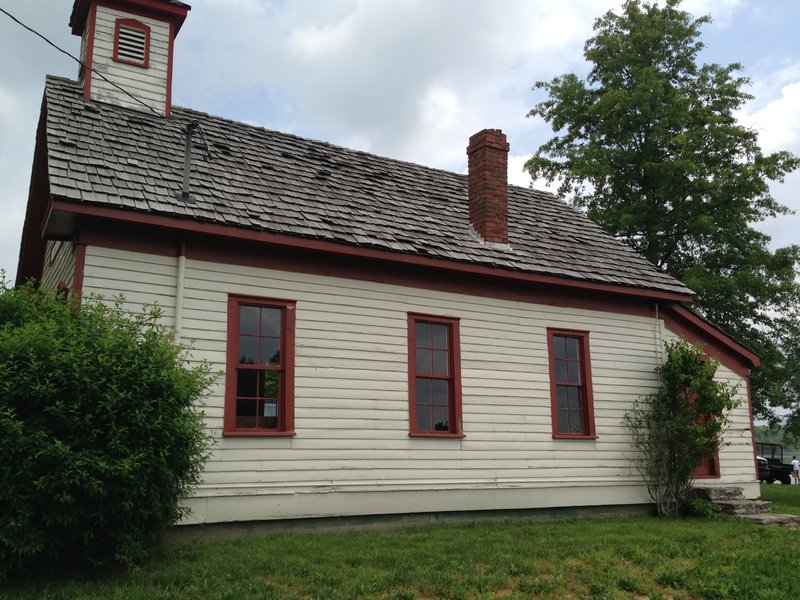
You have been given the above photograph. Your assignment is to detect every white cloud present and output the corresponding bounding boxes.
[683,0,741,25]
[405,84,468,167]
[420,86,461,131]
[737,67,800,250]
[744,61,800,114]
[173,0,619,173]
[508,154,534,188]
[741,81,800,154]
[0,86,19,127]
[288,14,356,59]
[2,0,800,281]
[0,86,31,284]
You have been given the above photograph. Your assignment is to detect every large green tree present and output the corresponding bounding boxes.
[526,0,800,427]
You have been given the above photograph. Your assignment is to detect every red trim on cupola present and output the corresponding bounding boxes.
[70,0,190,115]
[82,3,98,99]
[71,0,190,36]
[165,20,175,115]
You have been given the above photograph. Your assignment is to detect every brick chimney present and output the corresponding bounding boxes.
[467,129,509,245]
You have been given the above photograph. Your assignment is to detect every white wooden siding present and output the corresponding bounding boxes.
[81,246,759,523]
[83,246,177,321]
[89,6,170,114]
[40,240,75,290]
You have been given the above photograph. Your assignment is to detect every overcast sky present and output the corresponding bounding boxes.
[1,0,798,284]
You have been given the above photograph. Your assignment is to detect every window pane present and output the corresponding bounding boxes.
[433,407,449,431]
[567,386,580,409]
[553,335,566,359]
[416,406,432,431]
[240,305,259,335]
[237,369,258,398]
[416,378,431,404]
[557,409,569,434]
[565,337,580,360]
[260,398,278,417]
[258,399,278,429]
[415,322,431,349]
[431,379,449,405]
[239,336,258,364]
[236,398,257,429]
[236,398,257,416]
[259,372,280,399]
[570,413,584,434]
[554,359,567,383]
[567,361,580,384]
[416,349,432,374]
[431,324,449,350]
[260,307,281,337]
[432,350,449,376]
[260,337,280,366]
[556,385,568,409]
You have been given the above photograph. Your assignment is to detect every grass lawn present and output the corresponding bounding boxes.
[3,515,799,600]
[760,481,800,515]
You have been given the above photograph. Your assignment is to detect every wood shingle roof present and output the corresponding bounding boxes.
[42,75,691,297]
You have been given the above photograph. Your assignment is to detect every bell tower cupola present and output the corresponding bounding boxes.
[69,0,190,116]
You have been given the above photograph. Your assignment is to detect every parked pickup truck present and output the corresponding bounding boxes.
[755,442,793,484]
[756,456,770,482]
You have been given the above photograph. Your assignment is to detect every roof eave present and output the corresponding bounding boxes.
[70,0,190,36]
[662,302,761,371]
[46,197,695,304]
[16,96,52,287]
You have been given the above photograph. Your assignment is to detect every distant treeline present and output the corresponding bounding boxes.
[754,425,799,456]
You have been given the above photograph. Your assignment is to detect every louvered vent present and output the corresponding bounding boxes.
[117,24,147,64]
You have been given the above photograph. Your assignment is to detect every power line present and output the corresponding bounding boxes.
[0,6,163,119]
[1,3,215,194]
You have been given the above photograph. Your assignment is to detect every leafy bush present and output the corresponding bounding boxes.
[0,280,213,582]
[625,339,739,516]
[683,491,724,519]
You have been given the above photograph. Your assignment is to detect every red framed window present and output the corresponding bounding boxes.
[687,389,720,478]
[224,295,296,436]
[694,447,720,478]
[113,18,150,68]
[407,314,463,438]
[547,328,596,439]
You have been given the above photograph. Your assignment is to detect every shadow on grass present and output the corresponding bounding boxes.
[3,516,800,599]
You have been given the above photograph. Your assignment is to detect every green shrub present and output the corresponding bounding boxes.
[683,491,724,519]
[0,280,214,582]
[625,339,739,516]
